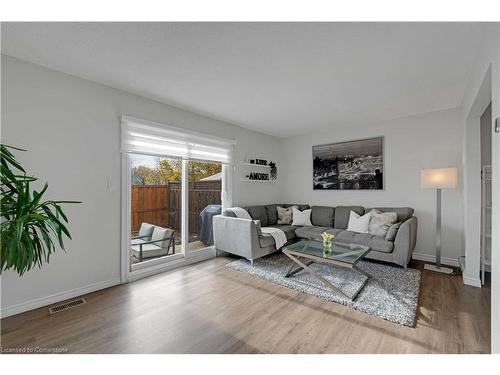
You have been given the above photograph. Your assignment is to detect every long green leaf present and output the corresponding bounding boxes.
[0,143,80,275]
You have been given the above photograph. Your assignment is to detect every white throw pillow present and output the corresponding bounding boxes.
[347,211,371,233]
[292,207,312,226]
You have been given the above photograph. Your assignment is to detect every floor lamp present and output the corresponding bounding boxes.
[421,167,458,274]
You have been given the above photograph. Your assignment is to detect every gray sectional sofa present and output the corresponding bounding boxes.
[213,204,417,267]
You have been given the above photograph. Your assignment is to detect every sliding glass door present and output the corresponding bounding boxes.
[129,154,183,268]
[121,116,233,277]
[127,154,224,272]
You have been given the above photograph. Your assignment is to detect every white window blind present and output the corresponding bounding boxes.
[121,116,235,164]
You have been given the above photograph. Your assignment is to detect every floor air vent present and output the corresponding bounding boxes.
[48,298,86,314]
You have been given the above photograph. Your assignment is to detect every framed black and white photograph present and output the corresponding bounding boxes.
[313,137,384,190]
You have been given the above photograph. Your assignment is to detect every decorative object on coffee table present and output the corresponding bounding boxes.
[421,167,458,275]
[321,231,334,253]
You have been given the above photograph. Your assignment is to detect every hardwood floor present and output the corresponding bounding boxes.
[0,257,491,354]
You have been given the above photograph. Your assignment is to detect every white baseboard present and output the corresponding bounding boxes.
[412,252,483,288]
[1,250,216,319]
[0,278,121,319]
[411,252,460,267]
[462,276,482,288]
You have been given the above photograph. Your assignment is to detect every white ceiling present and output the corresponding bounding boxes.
[2,22,484,138]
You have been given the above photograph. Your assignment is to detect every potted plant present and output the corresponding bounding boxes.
[0,144,80,275]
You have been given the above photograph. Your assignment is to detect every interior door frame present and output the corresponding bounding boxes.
[120,152,131,283]
[463,66,492,288]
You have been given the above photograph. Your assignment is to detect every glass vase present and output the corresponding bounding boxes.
[323,240,332,254]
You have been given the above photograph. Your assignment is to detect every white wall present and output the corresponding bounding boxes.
[279,108,465,263]
[0,55,283,316]
[461,23,500,353]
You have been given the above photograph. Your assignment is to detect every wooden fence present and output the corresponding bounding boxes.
[131,181,221,234]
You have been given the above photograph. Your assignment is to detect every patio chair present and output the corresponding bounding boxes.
[131,225,175,262]
[131,222,155,245]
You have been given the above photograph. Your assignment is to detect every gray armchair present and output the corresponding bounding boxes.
[131,225,175,261]
[213,216,276,265]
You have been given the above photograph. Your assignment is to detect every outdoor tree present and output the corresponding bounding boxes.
[156,158,182,182]
[131,158,222,185]
[188,161,221,181]
[132,165,165,185]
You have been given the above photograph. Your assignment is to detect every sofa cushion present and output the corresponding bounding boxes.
[364,207,414,222]
[369,236,394,253]
[265,204,281,225]
[284,203,310,211]
[336,230,394,253]
[324,228,344,236]
[259,234,275,248]
[131,243,168,259]
[295,226,330,240]
[138,222,155,239]
[151,226,173,248]
[131,238,147,246]
[385,222,402,241]
[336,230,372,246]
[266,224,297,240]
[246,206,268,227]
[295,226,343,240]
[334,206,364,229]
[222,209,237,217]
[311,206,335,227]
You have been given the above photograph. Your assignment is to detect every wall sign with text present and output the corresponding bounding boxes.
[243,157,278,182]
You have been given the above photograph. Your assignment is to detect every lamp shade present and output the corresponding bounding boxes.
[421,168,457,189]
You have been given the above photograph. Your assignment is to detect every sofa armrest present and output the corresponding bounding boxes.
[213,215,261,259]
[393,216,418,267]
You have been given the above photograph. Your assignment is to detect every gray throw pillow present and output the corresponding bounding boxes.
[385,222,402,241]
[151,226,173,248]
[369,209,397,237]
[277,205,297,225]
[138,222,155,238]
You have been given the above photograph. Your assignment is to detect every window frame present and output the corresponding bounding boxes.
[121,151,232,282]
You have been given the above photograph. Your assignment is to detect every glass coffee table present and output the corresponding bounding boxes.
[282,239,372,300]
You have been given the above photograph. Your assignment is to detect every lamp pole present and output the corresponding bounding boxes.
[424,186,453,274]
[436,188,441,269]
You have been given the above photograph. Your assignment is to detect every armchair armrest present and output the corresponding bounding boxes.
[213,215,261,259]
[393,216,418,267]
[138,237,172,246]
[132,234,151,240]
